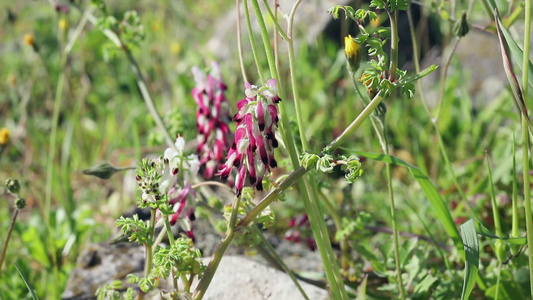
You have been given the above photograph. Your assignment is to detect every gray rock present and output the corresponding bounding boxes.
[61,243,145,300]
[197,256,329,300]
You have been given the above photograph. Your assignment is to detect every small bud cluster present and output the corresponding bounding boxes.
[191,62,232,179]
[5,178,25,209]
[217,79,281,196]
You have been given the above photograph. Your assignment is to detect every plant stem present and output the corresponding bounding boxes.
[387,10,399,81]
[236,0,248,82]
[0,208,19,271]
[383,125,406,300]
[327,92,384,152]
[406,7,476,216]
[73,5,176,150]
[243,0,265,84]
[193,196,241,299]
[286,0,308,151]
[251,1,348,296]
[522,0,533,296]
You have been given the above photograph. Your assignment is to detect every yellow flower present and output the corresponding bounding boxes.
[59,19,69,31]
[344,35,361,73]
[170,42,181,55]
[23,34,35,47]
[7,74,16,87]
[0,128,10,145]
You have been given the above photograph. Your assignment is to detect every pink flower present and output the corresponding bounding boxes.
[217,79,281,196]
[191,61,232,179]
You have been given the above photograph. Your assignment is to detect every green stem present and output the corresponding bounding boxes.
[163,216,179,292]
[243,0,264,83]
[511,133,520,255]
[388,10,399,81]
[286,3,308,152]
[193,196,241,299]
[0,208,19,271]
[250,3,346,296]
[260,0,289,41]
[522,115,533,299]
[326,92,384,152]
[383,122,406,300]
[518,0,533,290]
[73,5,176,150]
[406,7,476,216]
[43,44,68,300]
[236,0,248,82]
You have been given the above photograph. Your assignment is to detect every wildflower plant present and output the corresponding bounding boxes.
[112,137,204,297]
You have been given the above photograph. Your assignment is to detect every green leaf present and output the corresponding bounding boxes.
[353,151,463,251]
[494,10,533,135]
[14,262,39,300]
[475,222,527,245]
[460,219,479,300]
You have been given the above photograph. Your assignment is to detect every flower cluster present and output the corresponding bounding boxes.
[136,136,200,237]
[217,79,281,196]
[285,214,316,251]
[191,61,232,179]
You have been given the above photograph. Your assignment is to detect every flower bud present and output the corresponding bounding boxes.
[344,35,362,73]
[454,11,470,37]
[0,128,10,145]
[23,34,39,52]
[15,197,26,209]
[5,178,20,195]
[82,162,119,179]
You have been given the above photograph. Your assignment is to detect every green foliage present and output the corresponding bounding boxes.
[2,0,533,298]
[115,214,151,244]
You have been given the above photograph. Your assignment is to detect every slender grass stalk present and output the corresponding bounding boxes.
[0,208,19,271]
[285,1,308,152]
[43,39,68,300]
[511,133,520,255]
[383,133,406,299]
[73,5,176,150]
[522,0,533,294]
[249,1,347,297]
[243,0,264,84]
[193,196,241,299]
[406,7,476,215]
[522,116,533,298]
[236,0,248,82]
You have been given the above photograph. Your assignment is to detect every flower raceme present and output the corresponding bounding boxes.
[217,79,281,196]
[191,62,232,179]
[136,136,200,237]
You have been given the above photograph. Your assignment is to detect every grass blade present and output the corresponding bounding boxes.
[353,151,463,251]
[14,262,39,300]
[460,219,479,300]
[475,222,527,245]
[494,9,533,135]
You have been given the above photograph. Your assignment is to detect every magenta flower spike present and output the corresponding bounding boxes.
[217,79,282,196]
[191,61,232,179]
